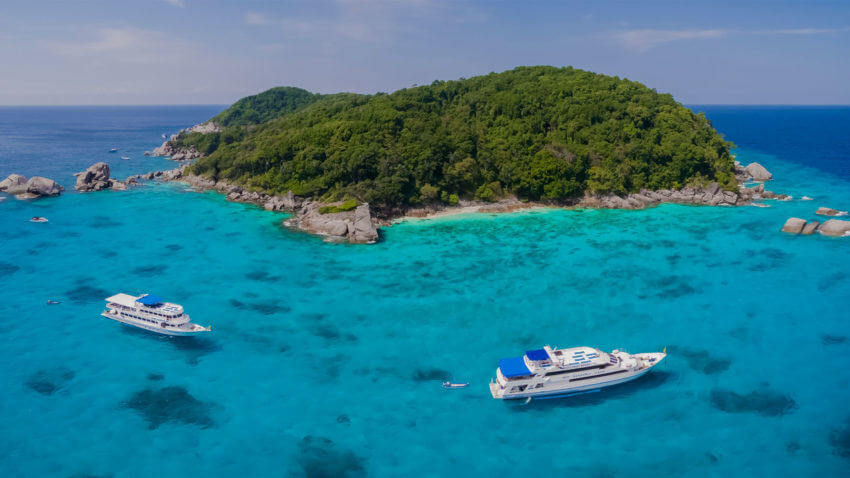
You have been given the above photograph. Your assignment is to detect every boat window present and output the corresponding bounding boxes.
[570,370,628,382]
[546,364,607,376]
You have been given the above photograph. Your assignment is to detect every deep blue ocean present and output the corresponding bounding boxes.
[1,105,849,477]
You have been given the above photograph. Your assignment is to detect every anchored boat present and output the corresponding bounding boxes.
[102,293,210,336]
[489,345,665,400]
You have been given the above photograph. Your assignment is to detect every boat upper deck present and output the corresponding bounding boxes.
[105,293,184,315]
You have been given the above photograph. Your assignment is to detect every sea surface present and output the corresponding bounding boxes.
[1,105,849,477]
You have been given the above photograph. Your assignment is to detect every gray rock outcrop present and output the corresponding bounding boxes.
[801,221,820,235]
[25,176,63,197]
[75,162,111,191]
[290,201,379,243]
[781,217,806,234]
[0,174,28,194]
[744,162,772,181]
[816,207,846,217]
[819,219,850,237]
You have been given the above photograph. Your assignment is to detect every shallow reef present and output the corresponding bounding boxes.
[411,368,451,382]
[709,388,796,416]
[830,418,850,458]
[292,435,366,478]
[25,367,75,396]
[668,346,731,375]
[123,386,215,429]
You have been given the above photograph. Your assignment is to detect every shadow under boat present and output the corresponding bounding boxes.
[119,325,221,355]
[504,369,674,412]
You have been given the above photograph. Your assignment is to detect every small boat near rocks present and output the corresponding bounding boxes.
[109,148,117,153]
[30,216,48,222]
[102,293,210,336]
[120,156,130,160]
[490,345,665,400]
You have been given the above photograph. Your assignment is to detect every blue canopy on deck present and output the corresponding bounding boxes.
[136,294,164,306]
[525,348,550,361]
[498,357,532,378]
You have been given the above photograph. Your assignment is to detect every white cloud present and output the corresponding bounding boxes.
[163,0,185,7]
[244,12,270,26]
[616,26,848,52]
[48,28,195,64]
[616,29,725,52]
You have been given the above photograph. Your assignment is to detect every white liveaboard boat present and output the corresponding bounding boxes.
[102,293,210,336]
[489,345,665,400]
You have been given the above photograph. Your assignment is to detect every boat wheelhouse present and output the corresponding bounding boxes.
[102,293,210,336]
[489,345,665,400]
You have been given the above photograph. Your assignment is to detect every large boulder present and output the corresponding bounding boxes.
[75,162,110,191]
[0,174,28,194]
[819,219,850,237]
[187,122,222,134]
[745,162,772,181]
[25,176,63,196]
[781,217,806,234]
[801,221,820,235]
[351,203,379,243]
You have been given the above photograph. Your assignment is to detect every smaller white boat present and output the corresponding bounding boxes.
[46,300,61,305]
[161,134,167,139]
[800,196,813,201]
[109,148,117,153]
[442,382,468,389]
[120,156,130,160]
[29,216,48,223]
[103,293,210,336]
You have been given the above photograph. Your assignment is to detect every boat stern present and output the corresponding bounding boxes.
[489,382,504,399]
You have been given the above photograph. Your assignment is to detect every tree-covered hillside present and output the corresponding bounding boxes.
[185,66,736,213]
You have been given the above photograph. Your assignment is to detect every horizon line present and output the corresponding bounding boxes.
[0,103,849,108]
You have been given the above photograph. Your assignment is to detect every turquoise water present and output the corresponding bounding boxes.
[1,106,849,477]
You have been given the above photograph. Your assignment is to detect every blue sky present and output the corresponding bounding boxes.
[1,0,848,105]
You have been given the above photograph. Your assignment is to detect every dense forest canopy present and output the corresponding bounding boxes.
[184,66,736,212]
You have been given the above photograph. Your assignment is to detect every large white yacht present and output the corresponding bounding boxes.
[102,293,210,336]
[489,345,665,400]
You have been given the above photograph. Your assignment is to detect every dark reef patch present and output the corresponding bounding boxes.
[131,264,167,276]
[165,244,183,252]
[336,414,350,424]
[818,272,847,292]
[0,261,20,275]
[88,215,123,228]
[412,368,451,382]
[651,276,698,299]
[310,325,357,342]
[710,388,796,416]
[292,435,366,478]
[229,298,290,315]
[123,386,214,429]
[65,282,110,304]
[822,334,848,345]
[245,270,283,283]
[98,249,118,259]
[745,247,791,272]
[26,367,75,395]
[830,418,850,458]
[668,346,731,375]
[147,373,164,381]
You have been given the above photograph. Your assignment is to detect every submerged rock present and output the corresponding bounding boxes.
[781,217,806,234]
[819,219,850,237]
[710,388,796,416]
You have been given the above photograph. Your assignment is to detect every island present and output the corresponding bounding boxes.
[152,66,762,243]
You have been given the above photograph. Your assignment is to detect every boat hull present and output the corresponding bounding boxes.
[490,367,653,400]
[101,312,209,336]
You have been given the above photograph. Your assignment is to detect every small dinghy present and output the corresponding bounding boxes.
[109,148,117,153]
[121,156,130,160]
[47,300,61,305]
[442,382,469,389]
[30,216,48,223]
